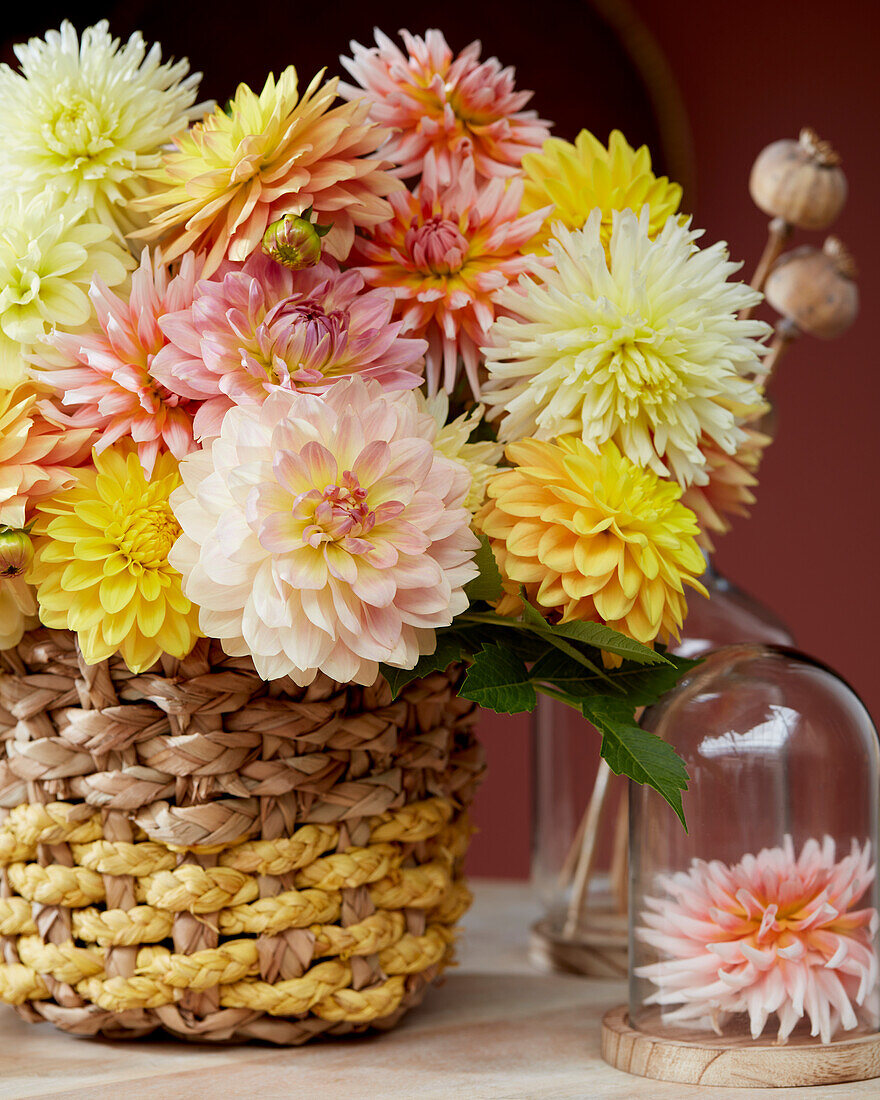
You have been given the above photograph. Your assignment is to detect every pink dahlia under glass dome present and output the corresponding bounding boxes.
[630,645,880,1045]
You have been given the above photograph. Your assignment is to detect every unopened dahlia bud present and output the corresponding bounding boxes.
[0,529,34,578]
[261,208,332,269]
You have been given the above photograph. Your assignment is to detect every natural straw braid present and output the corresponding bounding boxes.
[0,629,484,1043]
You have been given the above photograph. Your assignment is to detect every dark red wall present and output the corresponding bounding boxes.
[467,0,880,878]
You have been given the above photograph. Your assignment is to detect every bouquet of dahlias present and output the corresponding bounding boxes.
[0,21,775,825]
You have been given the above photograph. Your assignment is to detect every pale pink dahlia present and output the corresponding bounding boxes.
[153,253,427,440]
[636,836,879,1043]
[34,249,201,476]
[352,152,549,395]
[340,29,551,182]
[169,378,480,685]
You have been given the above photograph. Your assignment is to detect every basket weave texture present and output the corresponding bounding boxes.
[0,629,484,1044]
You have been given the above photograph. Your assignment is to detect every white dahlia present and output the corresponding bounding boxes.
[0,192,133,387]
[0,21,205,238]
[483,209,771,487]
[169,378,480,685]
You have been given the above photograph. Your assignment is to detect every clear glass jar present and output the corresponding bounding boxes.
[531,564,795,971]
[630,645,880,1044]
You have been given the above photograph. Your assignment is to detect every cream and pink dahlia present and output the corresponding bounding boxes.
[0,383,94,528]
[169,378,480,685]
[35,249,202,476]
[682,427,770,552]
[152,252,426,440]
[353,151,549,395]
[340,29,550,182]
[135,67,398,275]
[636,836,879,1043]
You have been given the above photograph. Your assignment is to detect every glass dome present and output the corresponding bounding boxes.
[630,645,880,1045]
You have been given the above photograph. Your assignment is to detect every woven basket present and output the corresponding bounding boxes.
[0,629,483,1044]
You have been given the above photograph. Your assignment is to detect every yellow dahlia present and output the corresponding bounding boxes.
[520,129,682,252]
[135,68,398,275]
[29,445,200,672]
[477,436,706,647]
[420,392,503,512]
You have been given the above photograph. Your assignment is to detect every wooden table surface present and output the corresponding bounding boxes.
[0,880,876,1099]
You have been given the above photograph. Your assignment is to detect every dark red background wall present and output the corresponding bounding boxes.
[3,0,877,879]
[468,0,880,878]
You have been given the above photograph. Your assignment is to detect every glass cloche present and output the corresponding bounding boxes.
[630,645,880,1044]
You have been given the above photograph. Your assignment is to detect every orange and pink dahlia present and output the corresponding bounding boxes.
[169,377,479,685]
[636,836,879,1043]
[152,252,427,440]
[135,67,399,275]
[340,29,551,182]
[0,382,94,528]
[35,249,201,476]
[682,427,770,551]
[352,151,549,395]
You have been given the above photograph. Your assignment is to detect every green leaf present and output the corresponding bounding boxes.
[464,533,504,603]
[380,634,466,699]
[531,651,700,706]
[459,644,537,714]
[549,620,671,665]
[582,695,689,827]
[517,598,617,687]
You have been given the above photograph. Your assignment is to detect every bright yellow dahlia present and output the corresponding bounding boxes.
[29,445,200,672]
[477,436,707,647]
[520,129,682,252]
[135,67,398,275]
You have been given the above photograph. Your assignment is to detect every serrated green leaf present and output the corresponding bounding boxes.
[464,533,504,603]
[459,644,537,713]
[549,620,671,665]
[531,651,700,706]
[516,596,616,686]
[380,634,465,699]
[582,695,689,827]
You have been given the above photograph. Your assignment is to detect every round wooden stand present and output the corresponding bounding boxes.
[601,1005,880,1088]
[529,913,628,978]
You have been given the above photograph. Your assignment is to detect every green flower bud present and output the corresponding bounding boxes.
[0,528,33,579]
[261,208,332,270]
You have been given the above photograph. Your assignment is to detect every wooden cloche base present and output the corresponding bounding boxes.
[601,1005,880,1088]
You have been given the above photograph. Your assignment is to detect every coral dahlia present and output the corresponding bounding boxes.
[683,426,770,552]
[152,252,426,440]
[636,837,879,1043]
[520,129,682,252]
[35,249,202,476]
[353,151,549,395]
[29,445,201,673]
[483,209,769,487]
[0,383,94,528]
[477,436,706,646]
[136,67,398,275]
[0,21,205,239]
[340,28,551,182]
[0,192,133,387]
[169,378,479,685]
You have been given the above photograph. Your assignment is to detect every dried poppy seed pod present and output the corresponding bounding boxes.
[765,237,859,339]
[0,528,33,578]
[750,128,847,231]
[261,208,331,270]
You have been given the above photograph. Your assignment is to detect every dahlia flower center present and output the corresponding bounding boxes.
[591,318,679,411]
[406,216,469,275]
[257,298,351,385]
[298,472,377,546]
[113,501,181,567]
[45,93,112,160]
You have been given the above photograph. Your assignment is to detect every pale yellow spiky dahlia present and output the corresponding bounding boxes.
[520,129,682,253]
[483,209,770,487]
[0,21,206,239]
[29,445,201,672]
[136,67,398,275]
[477,436,707,647]
[420,392,503,512]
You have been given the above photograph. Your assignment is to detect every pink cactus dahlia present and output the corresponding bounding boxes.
[35,249,201,476]
[152,253,426,440]
[352,151,549,395]
[683,427,770,552]
[169,377,480,685]
[340,29,551,182]
[636,836,879,1044]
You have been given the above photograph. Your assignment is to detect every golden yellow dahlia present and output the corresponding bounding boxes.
[477,436,706,646]
[135,67,398,275]
[520,129,682,252]
[29,445,200,672]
